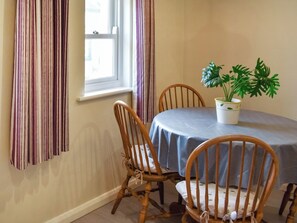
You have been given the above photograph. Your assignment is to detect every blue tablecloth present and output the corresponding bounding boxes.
[149,107,297,187]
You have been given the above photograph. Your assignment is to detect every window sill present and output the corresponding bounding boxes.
[77,87,132,102]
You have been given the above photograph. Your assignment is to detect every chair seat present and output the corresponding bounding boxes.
[130,145,176,174]
[280,183,297,193]
[176,180,257,219]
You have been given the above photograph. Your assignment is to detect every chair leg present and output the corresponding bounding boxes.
[279,183,293,215]
[138,182,152,223]
[181,211,188,223]
[157,182,164,204]
[178,193,183,205]
[286,186,297,223]
[111,175,131,214]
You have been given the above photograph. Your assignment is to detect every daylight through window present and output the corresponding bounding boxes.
[85,0,121,92]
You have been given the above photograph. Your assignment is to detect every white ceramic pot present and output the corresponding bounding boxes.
[215,97,241,124]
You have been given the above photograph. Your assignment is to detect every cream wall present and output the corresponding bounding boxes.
[0,0,3,121]
[154,0,185,101]
[0,0,129,222]
[182,0,297,120]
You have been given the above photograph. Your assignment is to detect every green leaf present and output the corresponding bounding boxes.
[250,58,280,98]
[232,64,251,77]
[201,63,224,88]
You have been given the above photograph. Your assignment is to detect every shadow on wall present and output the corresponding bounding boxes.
[55,122,124,214]
[1,121,123,221]
[0,0,17,216]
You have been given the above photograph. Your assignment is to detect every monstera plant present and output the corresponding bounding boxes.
[201,58,280,124]
[201,58,280,102]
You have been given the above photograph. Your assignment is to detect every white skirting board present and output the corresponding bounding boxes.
[46,178,139,223]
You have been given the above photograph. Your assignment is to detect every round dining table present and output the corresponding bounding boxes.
[149,107,297,187]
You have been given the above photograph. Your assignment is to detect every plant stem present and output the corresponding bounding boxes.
[222,84,230,102]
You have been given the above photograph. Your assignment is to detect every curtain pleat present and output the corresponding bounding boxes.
[10,0,69,170]
[135,0,155,123]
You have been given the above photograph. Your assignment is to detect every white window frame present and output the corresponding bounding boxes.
[84,0,131,94]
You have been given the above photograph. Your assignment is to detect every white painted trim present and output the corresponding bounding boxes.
[77,87,132,102]
[45,179,139,223]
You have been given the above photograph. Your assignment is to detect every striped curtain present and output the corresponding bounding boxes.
[10,0,69,170]
[135,0,155,123]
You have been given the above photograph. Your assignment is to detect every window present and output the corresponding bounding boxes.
[85,0,131,93]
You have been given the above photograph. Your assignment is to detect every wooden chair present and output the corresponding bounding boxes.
[158,83,205,112]
[279,183,297,223]
[111,100,181,223]
[176,134,279,223]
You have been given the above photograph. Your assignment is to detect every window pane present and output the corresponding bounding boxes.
[85,0,114,34]
[85,38,116,81]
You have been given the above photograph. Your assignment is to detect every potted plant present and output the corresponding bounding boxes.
[201,58,280,124]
